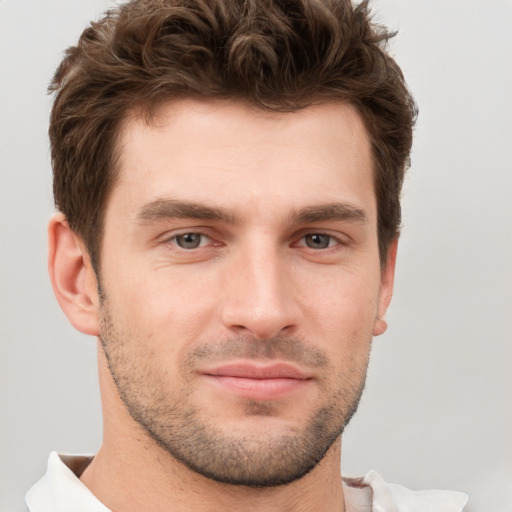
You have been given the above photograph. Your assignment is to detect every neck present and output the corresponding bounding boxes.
[80,342,346,512]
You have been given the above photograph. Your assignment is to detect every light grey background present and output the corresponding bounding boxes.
[1,1,511,511]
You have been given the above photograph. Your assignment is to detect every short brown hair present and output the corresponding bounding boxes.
[49,0,417,271]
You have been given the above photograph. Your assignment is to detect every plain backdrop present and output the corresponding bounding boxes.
[1,1,511,511]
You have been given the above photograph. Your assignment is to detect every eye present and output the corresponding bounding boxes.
[303,234,337,249]
[172,232,209,249]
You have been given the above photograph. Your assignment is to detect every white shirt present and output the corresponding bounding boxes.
[26,452,469,512]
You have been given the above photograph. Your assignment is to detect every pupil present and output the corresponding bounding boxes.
[307,234,329,249]
[177,233,201,249]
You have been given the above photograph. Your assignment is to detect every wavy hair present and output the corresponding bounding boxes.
[49,0,417,270]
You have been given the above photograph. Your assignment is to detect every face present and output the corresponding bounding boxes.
[96,100,394,486]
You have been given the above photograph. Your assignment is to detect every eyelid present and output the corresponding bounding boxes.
[171,232,211,248]
[157,226,350,250]
[296,236,338,249]
[161,228,216,248]
[292,230,350,247]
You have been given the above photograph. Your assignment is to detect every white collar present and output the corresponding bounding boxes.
[343,471,468,512]
[26,452,469,512]
[26,452,110,512]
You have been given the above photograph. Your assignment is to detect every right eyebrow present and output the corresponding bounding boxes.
[136,199,240,225]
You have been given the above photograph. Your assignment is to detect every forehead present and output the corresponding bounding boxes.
[111,99,375,221]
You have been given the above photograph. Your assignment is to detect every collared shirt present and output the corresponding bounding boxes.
[26,452,469,512]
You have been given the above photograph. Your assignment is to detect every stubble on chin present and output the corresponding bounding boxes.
[98,297,370,487]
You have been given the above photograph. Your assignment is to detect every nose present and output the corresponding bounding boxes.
[220,241,300,340]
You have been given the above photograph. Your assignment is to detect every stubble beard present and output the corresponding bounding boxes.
[99,298,369,488]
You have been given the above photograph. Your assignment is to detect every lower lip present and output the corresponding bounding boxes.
[203,375,310,400]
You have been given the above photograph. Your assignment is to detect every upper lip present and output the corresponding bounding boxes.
[200,362,310,380]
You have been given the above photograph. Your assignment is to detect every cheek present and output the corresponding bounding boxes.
[306,269,379,327]
[302,270,379,361]
[103,264,219,352]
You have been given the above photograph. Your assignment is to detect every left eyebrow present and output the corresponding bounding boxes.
[290,203,368,224]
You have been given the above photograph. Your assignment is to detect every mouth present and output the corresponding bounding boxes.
[199,362,312,400]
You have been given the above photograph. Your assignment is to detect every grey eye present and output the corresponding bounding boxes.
[175,233,203,249]
[305,234,332,249]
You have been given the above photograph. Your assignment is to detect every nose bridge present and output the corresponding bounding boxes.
[221,235,297,338]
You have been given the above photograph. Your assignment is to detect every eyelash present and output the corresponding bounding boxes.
[295,233,344,250]
[166,231,346,251]
[167,231,215,250]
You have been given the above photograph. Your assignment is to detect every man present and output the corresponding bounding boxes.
[25,0,468,510]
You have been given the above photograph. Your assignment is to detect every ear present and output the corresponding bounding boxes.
[372,238,398,337]
[48,213,100,336]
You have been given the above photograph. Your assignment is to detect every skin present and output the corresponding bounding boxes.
[48,99,397,512]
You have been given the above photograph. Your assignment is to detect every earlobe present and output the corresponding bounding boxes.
[48,213,100,336]
[372,238,398,337]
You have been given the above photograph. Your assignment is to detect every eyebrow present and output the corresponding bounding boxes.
[289,203,367,224]
[136,199,367,225]
[136,199,239,224]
